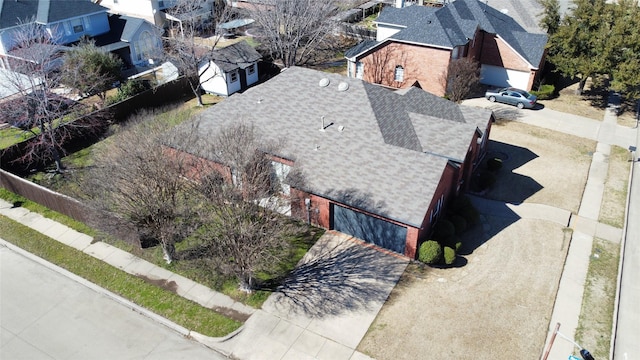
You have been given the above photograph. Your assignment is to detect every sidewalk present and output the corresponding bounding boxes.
[541,95,635,359]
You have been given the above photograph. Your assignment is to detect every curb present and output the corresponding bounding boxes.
[0,238,205,340]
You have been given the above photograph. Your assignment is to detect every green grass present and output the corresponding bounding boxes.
[574,238,620,359]
[0,126,33,149]
[0,215,242,337]
[0,187,323,309]
[0,188,96,236]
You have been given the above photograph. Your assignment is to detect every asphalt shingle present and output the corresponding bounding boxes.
[375,0,548,67]
[182,67,491,227]
[1,0,107,30]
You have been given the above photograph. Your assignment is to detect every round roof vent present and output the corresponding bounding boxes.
[337,82,349,92]
[319,78,330,87]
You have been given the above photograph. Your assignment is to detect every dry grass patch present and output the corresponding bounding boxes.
[485,121,596,212]
[359,218,569,360]
[574,238,620,359]
[599,146,631,228]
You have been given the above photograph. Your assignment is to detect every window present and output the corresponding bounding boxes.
[355,61,363,79]
[71,18,84,33]
[135,31,155,62]
[247,64,255,75]
[394,65,404,82]
[230,71,238,82]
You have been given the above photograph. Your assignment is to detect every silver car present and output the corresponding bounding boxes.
[485,87,537,109]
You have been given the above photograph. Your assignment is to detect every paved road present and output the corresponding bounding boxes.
[0,245,227,360]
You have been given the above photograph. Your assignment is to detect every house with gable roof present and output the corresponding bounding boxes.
[344,0,548,96]
[199,40,262,96]
[0,0,111,60]
[0,0,162,72]
[177,67,494,259]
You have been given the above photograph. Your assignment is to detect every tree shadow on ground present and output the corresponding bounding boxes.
[265,234,406,318]
[458,139,543,255]
[480,140,543,205]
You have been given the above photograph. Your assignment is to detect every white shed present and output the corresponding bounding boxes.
[199,40,262,96]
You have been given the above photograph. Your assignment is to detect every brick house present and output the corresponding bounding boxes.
[180,67,494,259]
[344,0,548,95]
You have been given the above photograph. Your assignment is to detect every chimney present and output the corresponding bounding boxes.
[395,0,404,8]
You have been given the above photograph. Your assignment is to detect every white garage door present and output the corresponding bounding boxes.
[480,65,530,89]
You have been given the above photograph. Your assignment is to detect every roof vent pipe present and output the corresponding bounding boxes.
[320,116,326,131]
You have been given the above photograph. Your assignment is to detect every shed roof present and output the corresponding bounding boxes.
[209,40,262,72]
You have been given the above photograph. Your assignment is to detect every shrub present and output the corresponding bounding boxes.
[487,157,503,172]
[474,171,496,191]
[458,205,479,226]
[433,219,455,241]
[450,214,467,235]
[106,80,149,105]
[419,240,442,264]
[455,241,463,252]
[531,84,555,100]
[450,195,472,213]
[443,246,456,265]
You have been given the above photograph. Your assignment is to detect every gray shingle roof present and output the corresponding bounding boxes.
[344,39,380,59]
[0,0,107,30]
[210,40,262,72]
[183,67,491,228]
[376,0,548,67]
[94,14,146,47]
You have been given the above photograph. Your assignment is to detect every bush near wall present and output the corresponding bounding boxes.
[531,84,555,100]
[443,246,456,265]
[419,240,442,264]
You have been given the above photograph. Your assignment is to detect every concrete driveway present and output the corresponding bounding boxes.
[462,97,636,148]
[211,232,408,360]
[0,244,226,360]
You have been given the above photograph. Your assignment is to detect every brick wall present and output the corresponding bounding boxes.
[359,42,452,96]
[479,33,531,71]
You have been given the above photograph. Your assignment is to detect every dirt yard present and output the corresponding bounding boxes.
[358,121,596,360]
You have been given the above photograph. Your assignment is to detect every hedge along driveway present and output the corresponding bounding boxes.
[0,216,242,337]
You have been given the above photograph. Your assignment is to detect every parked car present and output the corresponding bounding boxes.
[485,87,537,109]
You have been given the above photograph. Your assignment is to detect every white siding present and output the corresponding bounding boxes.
[376,25,402,41]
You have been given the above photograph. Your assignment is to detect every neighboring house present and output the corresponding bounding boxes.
[178,67,494,259]
[199,40,261,96]
[0,0,162,73]
[344,0,548,95]
[93,14,162,68]
[0,0,110,61]
[98,0,214,29]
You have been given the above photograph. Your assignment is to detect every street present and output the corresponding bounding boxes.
[0,245,227,360]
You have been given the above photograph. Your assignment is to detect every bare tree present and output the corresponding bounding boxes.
[364,43,410,87]
[440,57,480,103]
[83,111,202,264]
[190,122,306,292]
[247,0,339,67]
[163,0,230,106]
[0,20,109,172]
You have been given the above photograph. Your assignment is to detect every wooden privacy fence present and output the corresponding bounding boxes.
[1,76,194,174]
[0,169,141,247]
